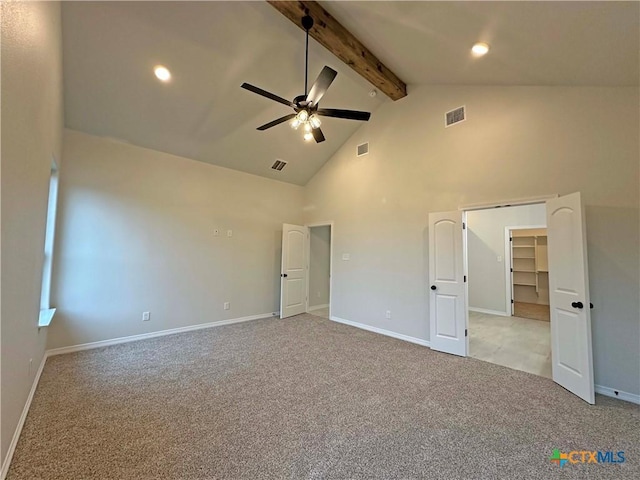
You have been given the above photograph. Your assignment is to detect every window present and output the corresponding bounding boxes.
[39,160,59,327]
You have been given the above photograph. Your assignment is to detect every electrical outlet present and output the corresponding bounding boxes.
[142,311,150,321]
[385,310,391,319]
[317,291,321,298]
[224,302,230,310]
[342,253,350,261]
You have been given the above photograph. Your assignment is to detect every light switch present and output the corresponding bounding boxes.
[497,255,503,262]
[342,253,350,261]
[227,230,233,237]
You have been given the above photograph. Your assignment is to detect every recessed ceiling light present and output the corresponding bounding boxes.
[154,65,171,82]
[471,42,490,57]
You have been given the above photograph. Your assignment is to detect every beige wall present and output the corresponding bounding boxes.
[467,204,546,314]
[309,226,331,308]
[303,85,640,395]
[47,130,304,349]
[1,0,64,466]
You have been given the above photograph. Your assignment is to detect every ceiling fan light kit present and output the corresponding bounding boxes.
[240,14,371,143]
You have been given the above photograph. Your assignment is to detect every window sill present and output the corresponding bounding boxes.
[39,308,56,327]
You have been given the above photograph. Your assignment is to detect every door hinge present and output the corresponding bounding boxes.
[465,329,468,337]
[464,275,467,282]
[463,222,466,229]
[510,268,513,272]
[511,299,514,304]
[509,237,513,242]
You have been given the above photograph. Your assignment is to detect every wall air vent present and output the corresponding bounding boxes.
[357,142,369,157]
[271,159,287,171]
[445,106,466,127]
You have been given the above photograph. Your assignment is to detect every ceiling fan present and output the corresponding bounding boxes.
[241,14,371,143]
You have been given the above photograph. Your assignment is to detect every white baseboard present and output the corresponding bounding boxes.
[1,354,48,480]
[330,315,430,347]
[595,385,640,405]
[47,313,273,357]
[308,304,329,312]
[469,307,509,317]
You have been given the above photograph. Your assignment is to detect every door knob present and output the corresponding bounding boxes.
[430,285,436,290]
[571,301,584,309]
[281,273,288,278]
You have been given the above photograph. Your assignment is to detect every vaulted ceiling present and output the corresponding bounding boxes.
[62,1,639,185]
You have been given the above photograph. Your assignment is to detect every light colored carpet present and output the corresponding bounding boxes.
[8,314,639,479]
[514,302,550,322]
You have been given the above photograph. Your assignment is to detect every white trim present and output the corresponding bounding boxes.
[306,222,333,320]
[47,313,272,357]
[308,304,329,312]
[595,385,640,405]
[330,316,430,348]
[38,307,56,327]
[459,194,557,211]
[468,307,509,317]
[1,354,47,480]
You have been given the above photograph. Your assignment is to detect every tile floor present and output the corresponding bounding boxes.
[469,310,552,378]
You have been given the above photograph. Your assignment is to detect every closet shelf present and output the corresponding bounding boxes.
[514,282,537,287]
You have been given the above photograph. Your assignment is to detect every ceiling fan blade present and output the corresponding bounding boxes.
[306,66,337,106]
[312,128,326,143]
[256,114,296,131]
[316,108,371,121]
[241,83,295,108]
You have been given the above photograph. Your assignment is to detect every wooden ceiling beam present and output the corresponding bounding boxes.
[267,0,407,101]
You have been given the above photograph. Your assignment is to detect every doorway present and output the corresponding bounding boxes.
[466,205,551,378]
[307,224,332,319]
[428,193,594,403]
[509,227,550,322]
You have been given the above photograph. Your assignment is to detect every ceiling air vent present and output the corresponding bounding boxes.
[271,159,287,171]
[357,142,369,157]
[445,106,466,127]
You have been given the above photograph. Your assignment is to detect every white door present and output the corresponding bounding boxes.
[429,211,467,356]
[280,224,308,319]
[547,192,594,404]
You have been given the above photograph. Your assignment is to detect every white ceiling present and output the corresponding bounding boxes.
[62,1,639,186]
[325,1,639,87]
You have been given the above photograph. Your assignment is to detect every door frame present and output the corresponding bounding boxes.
[305,221,334,319]
[460,197,553,348]
[503,224,547,315]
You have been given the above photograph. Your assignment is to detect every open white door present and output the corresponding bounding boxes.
[280,224,308,319]
[547,192,594,404]
[429,211,467,356]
